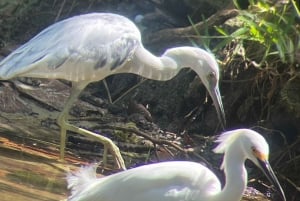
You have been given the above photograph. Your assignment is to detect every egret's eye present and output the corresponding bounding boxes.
[251,146,268,161]
[251,146,260,156]
[251,146,257,154]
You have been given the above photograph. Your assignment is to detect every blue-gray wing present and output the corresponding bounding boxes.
[0,13,141,81]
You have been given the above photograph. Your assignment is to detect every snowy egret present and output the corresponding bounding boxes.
[66,129,286,201]
[0,13,225,170]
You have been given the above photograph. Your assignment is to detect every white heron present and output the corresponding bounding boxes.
[66,129,286,201]
[0,13,225,170]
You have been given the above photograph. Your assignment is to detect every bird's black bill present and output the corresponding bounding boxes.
[209,87,226,129]
[258,159,286,201]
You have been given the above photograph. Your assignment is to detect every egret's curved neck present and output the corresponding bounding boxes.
[213,146,247,201]
[119,46,181,81]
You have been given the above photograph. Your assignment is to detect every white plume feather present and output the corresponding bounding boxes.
[67,163,98,199]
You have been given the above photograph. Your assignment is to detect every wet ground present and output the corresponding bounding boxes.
[0,80,111,201]
[0,134,70,201]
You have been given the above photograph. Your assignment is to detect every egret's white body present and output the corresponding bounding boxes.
[0,13,225,170]
[67,129,286,201]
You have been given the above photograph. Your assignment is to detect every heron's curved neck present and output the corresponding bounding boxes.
[120,46,180,81]
[213,147,247,201]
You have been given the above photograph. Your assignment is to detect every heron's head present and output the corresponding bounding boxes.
[164,47,225,128]
[214,129,286,201]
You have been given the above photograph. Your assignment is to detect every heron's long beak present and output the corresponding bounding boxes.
[208,86,226,129]
[258,159,286,201]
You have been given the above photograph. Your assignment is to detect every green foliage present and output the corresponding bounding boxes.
[215,0,299,65]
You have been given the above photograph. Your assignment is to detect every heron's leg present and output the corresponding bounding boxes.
[57,82,126,170]
[62,123,126,170]
[57,83,86,160]
[102,79,112,104]
[112,78,147,104]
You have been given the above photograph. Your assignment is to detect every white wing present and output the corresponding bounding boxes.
[0,13,141,81]
[67,161,221,201]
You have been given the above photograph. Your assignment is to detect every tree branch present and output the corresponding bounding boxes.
[144,9,239,47]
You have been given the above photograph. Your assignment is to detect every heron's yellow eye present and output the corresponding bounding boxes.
[208,72,216,79]
[207,72,217,85]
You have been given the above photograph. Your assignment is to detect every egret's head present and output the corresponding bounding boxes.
[214,129,286,201]
[247,131,286,201]
[164,47,225,128]
[233,129,270,164]
[245,130,286,201]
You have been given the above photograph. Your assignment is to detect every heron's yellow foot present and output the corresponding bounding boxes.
[57,115,126,170]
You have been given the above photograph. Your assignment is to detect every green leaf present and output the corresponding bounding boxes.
[215,26,229,36]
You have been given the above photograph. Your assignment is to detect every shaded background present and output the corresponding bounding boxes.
[0,0,299,200]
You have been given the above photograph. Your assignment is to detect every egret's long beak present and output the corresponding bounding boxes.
[258,159,286,201]
[208,86,226,129]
